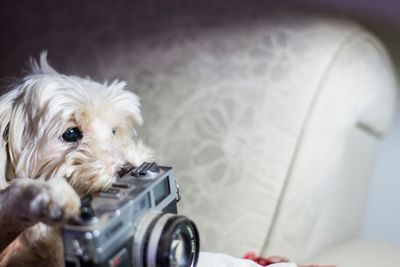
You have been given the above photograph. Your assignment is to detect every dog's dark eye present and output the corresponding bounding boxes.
[112,127,117,135]
[62,127,83,142]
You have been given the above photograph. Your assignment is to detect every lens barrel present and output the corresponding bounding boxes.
[133,212,200,267]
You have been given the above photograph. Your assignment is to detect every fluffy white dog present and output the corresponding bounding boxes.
[0,53,153,266]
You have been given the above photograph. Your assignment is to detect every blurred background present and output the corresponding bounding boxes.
[0,0,399,246]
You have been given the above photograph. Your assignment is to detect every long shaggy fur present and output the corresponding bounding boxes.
[0,52,153,266]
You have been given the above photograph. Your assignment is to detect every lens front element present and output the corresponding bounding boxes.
[133,212,200,267]
[163,218,199,267]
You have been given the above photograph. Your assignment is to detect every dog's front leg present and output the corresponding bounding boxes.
[0,178,80,253]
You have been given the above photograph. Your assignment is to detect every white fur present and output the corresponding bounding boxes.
[0,52,153,266]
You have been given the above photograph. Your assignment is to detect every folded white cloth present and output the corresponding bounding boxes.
[269,263,298,267]
[198,252,298,267]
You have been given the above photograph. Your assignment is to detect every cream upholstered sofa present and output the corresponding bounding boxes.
[56,9,400,267]
[131,15,400,266]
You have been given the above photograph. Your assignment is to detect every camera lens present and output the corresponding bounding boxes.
[157,216,199,267]
[133,212,200,267]
[170,227,190,267]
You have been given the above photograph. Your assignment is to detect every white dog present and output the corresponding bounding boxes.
[0,53,153,266]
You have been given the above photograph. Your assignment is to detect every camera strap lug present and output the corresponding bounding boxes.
[175,182,181,202]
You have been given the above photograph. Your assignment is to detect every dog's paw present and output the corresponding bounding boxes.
[7,178,80,225]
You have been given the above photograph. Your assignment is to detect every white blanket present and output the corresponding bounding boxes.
[198,252,298,267]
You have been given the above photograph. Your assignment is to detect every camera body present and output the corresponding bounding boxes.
[62,162,199,267]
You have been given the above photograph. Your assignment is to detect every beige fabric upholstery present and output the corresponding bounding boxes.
[306,240,400,267]
[133,17,376,256]
[130,16,398,259]
[261,27,399,261]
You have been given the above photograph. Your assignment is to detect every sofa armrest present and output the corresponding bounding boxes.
[261,29,398,261]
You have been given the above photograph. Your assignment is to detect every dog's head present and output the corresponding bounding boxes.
[0,52,153,194]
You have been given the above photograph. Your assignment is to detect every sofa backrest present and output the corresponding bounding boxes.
[126,14,397,258]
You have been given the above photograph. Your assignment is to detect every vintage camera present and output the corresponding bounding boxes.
[62,162,200,267]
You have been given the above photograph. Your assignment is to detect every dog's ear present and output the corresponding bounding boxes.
[0,89,19,189]
[108,80,143,128]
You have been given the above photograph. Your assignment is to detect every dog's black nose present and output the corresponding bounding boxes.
[117,163,134,178]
